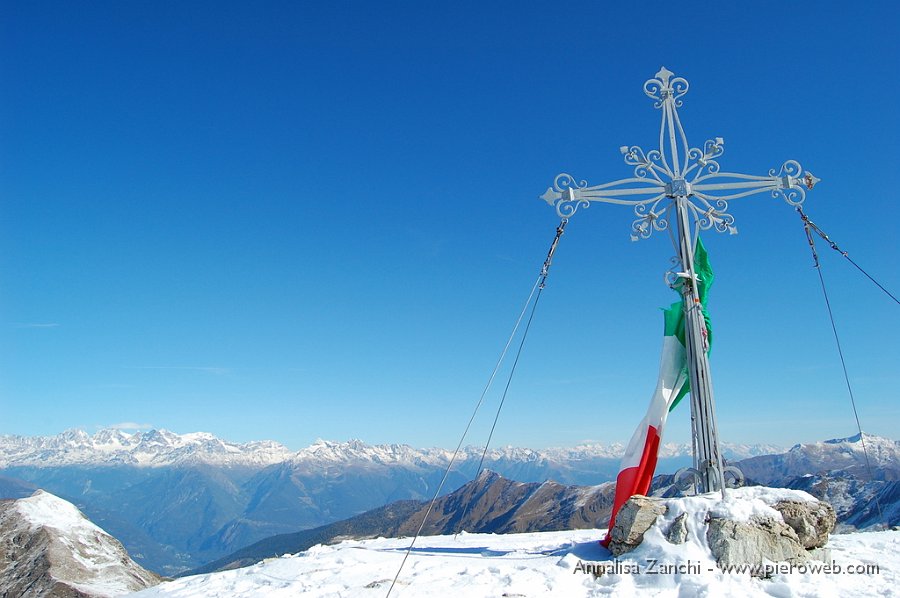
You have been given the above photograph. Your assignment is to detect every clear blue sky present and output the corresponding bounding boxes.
[2,1,897,450]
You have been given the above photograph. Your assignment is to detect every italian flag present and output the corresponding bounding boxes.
[600,238,713,546]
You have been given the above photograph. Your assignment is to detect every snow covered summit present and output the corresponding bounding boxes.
[133,486,897,597]
[131,522,898,597]
[0,490,160,597]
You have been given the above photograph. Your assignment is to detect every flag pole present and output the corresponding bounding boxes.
[674,196,725,496]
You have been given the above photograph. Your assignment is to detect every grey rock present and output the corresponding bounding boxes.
[664,512,689,545]
[706,515,808,574]
[773,499,836,549]
[608,495,667,556]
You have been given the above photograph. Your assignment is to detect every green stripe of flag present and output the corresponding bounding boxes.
[667,236,714,412]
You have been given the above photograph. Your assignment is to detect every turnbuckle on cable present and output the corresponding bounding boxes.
[539,218,568,288]
[797,207,820,268]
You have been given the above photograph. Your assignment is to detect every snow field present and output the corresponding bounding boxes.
[128,526,899,598]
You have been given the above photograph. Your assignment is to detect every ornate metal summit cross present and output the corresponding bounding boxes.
[541,67,818,494]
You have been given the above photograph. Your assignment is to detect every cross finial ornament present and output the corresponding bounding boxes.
[656,66,674,85]
[540,68,818,495]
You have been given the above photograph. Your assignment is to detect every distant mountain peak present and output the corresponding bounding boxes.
[823,432,894,446]
[735,432,900,494]
[796,433,900,459]
[476,468,500,482]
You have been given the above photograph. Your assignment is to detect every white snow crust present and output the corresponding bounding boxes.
[129,487,897,598]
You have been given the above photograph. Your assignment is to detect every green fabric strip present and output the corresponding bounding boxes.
[667,236,714,413]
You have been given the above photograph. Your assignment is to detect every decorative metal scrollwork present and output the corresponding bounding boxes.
[674,467,701,496]
[664,255,682,288]
[644,66,689,108]
[685,138,724,179]
[540,173,590,217]
[631,198,669,241]
[769,160,818,206]
[540,67,819,244]
[723,465,745,489]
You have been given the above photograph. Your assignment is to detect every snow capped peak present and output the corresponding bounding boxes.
[290,438,452,468]
[14,490,105,535]
[795,433,900,466]
[60,429,91,442]
[476,468,499,482]
[181,431,218,442]
[92,428,133,448]
[824,432,875,445]
[822,432,898,452]
[1,490,161,597]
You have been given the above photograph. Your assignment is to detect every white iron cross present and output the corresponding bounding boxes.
[540,67,819,495]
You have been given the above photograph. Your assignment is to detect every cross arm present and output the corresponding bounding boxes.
[541,173,667,216]
[691,160,820,205]
[541,172,672,240]
[541,159,819,241]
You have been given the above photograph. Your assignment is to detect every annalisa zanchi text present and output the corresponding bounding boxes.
[573,559,880,576]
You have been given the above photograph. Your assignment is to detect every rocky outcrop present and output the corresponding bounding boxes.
[664,512,688,544]
[772,499,836,549]
[706,515,808,568]
[607,496,667,556]
[606,488,836,575]
[0,491,161,597]
[706,497,837,569]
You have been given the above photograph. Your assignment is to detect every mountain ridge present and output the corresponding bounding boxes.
[0,428,785,469]
[185,469,617,576]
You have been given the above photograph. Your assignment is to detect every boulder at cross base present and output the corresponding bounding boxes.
[773,499,836,549]
[606,486,836,575]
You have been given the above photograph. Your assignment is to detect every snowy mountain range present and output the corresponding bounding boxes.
[0,429,294,468]
[0,429,895,577]
[739,433,900,482]
[0,428,784,469]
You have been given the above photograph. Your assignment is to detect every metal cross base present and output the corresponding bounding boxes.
[540,67,818,495]
[674,464,745,496]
